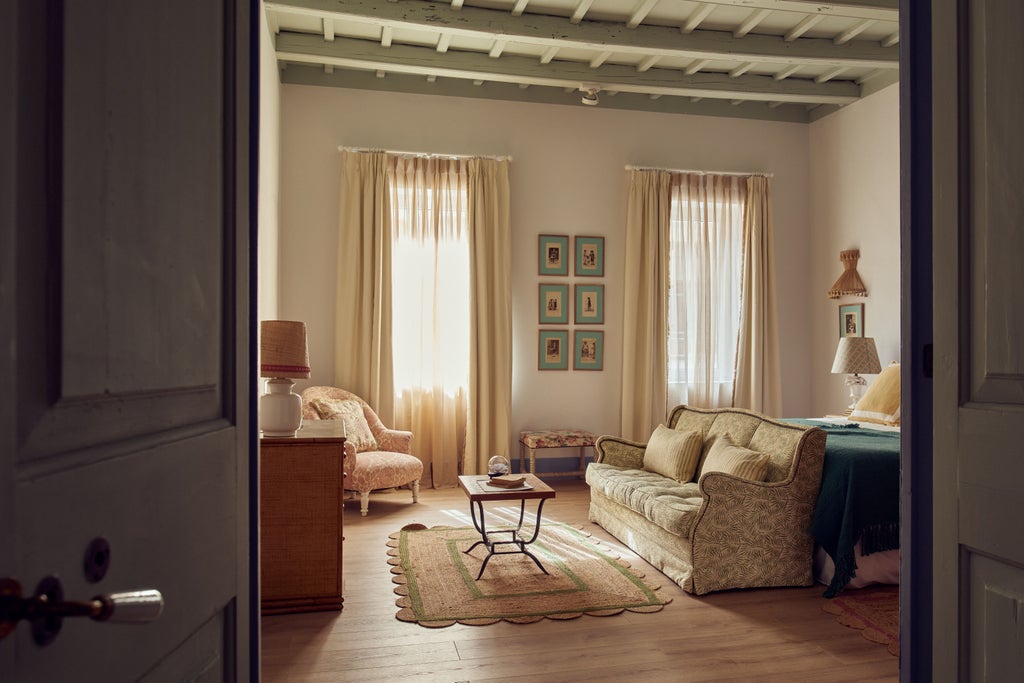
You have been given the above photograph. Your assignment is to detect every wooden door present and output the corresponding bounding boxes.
[0,1,253,680]
[931,1,1024,679]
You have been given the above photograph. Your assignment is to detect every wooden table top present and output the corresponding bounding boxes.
[458,474,556,502]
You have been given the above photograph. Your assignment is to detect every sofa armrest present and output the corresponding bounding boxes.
[686,427,826,594]
[593,435,646,470]
[376,428,413,454]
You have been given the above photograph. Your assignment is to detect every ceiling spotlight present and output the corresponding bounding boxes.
[579,85,600,106]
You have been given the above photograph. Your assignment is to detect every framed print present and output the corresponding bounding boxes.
[574,284,604,324]
[539,284,569,324]
[574,235,605,277]
[839,303,865,338]
[538,329,569,370]
[573,330,604,371]
[538,234,569,276]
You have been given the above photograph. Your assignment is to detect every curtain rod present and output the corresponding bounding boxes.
[339,146,511,162]
[625,165,772,178]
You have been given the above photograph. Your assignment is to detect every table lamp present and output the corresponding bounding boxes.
[260,320,310,436]
[831,336,881,411]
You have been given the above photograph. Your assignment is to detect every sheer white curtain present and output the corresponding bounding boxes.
[666,173,744,408]
[336,151,512,487]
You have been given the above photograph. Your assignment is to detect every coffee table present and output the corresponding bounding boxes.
[457,474,556,579]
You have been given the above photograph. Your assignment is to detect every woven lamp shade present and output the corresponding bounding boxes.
[827,249,868,299]
[832,336,881,375]
[260,321,310,379]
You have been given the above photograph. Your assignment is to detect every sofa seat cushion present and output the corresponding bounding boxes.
[586,463,703,538]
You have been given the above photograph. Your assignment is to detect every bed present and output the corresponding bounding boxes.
[782,362,903,596]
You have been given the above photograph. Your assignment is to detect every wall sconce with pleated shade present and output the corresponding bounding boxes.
[832,336,881,411]
[259,320,310,436]
[827,249,868,299]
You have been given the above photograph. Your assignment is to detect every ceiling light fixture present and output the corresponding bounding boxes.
[579,84,601,106]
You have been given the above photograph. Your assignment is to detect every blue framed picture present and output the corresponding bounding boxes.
[538,329,569,370]
[573,330,604,371]
[574,284,604,324]
[538,234,569,276]
[539,283,569,324]
[574,235,604,277]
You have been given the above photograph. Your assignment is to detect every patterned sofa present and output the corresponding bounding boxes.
[587,405,826,595]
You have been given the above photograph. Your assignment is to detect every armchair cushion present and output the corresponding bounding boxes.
[642,425,703,483]
[308,396,379,452]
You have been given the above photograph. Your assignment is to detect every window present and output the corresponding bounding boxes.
[666,176,744,408]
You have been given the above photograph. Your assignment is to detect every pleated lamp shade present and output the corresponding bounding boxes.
[259,320,310,436]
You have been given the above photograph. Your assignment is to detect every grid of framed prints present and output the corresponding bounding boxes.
[536,234,605,370]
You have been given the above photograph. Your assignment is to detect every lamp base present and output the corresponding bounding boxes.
[845,373,867,411]
[260,378,303,437]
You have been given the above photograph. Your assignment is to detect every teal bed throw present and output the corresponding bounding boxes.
[785,420,901,597]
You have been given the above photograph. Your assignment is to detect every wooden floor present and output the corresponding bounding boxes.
[261,481,898,682]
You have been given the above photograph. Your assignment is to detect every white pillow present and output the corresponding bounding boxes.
[309,397,379,452]
[642,425,703,482]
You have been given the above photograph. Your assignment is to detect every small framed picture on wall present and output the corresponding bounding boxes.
[573,330,604,371]
[574,284,604,324]
[574,235,605,277]
[539,284,569,324]
[538,329,569,370]
[839,303,865,338]
[538,234,569,276]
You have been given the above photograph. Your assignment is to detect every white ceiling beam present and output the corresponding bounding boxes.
[436,33,452,53]
[881,31,899,47]
[834,19,875,45]
[667,0,897,22]
[276,34,862,104]
[451,0,464,9]
[590,51,612,68]
[540,46,560,64]
[785,15,824,42]
[685,58,710,75]
[322,18,334,41]
[473,79,483,86]
[768,101,783,108]
[267,11,281,34]
[816,66,847,83]
[511,0,530,17]
[489,39,507,58]
[649,93,662,100]
[681,4,714,34]
[380,26,392,48]
[427,74,437,82]
[324,64,333,74]
[627,0,660,29]
[637,55,661,72]
[265,0,898,71]
[376,70,385,78]
[519,82,530,89]
[774,64,800,80]
[729,62,754,78]
[730,100,743,106]
[570,0,595,25]
[734,9,772,38]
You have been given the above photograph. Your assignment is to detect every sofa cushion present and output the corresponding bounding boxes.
[699,433,770,482]
[642,425,703,483]
[308,397,379,452]
[586,463,703,538]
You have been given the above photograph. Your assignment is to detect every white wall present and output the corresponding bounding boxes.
[809,83,900,414]
[257,5,281,323]
[278,85,815,458]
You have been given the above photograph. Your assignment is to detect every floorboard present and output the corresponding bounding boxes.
[260,480,899,681]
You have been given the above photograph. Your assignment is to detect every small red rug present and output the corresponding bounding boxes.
[822,585,899,657]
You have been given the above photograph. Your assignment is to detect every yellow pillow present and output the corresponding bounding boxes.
[309,397,379,452]
[642,425,703,482]
[851,362,901,426]
[699,433,770,482]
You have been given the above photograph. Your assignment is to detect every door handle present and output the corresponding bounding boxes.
[0,576,163,646]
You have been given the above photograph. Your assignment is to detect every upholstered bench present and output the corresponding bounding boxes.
[518,429,597,478]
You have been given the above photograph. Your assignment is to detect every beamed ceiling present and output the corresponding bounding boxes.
[266,0,899,123]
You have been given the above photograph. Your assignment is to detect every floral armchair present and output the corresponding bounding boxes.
[301,386,423,516]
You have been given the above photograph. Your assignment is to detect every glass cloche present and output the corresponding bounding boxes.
[487,455,510,478]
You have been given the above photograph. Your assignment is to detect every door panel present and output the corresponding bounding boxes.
[1,1,251,680]
[933,0,1024,680]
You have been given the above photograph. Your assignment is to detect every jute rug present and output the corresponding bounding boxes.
[386,522,672,627]
[822,585,899,656]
